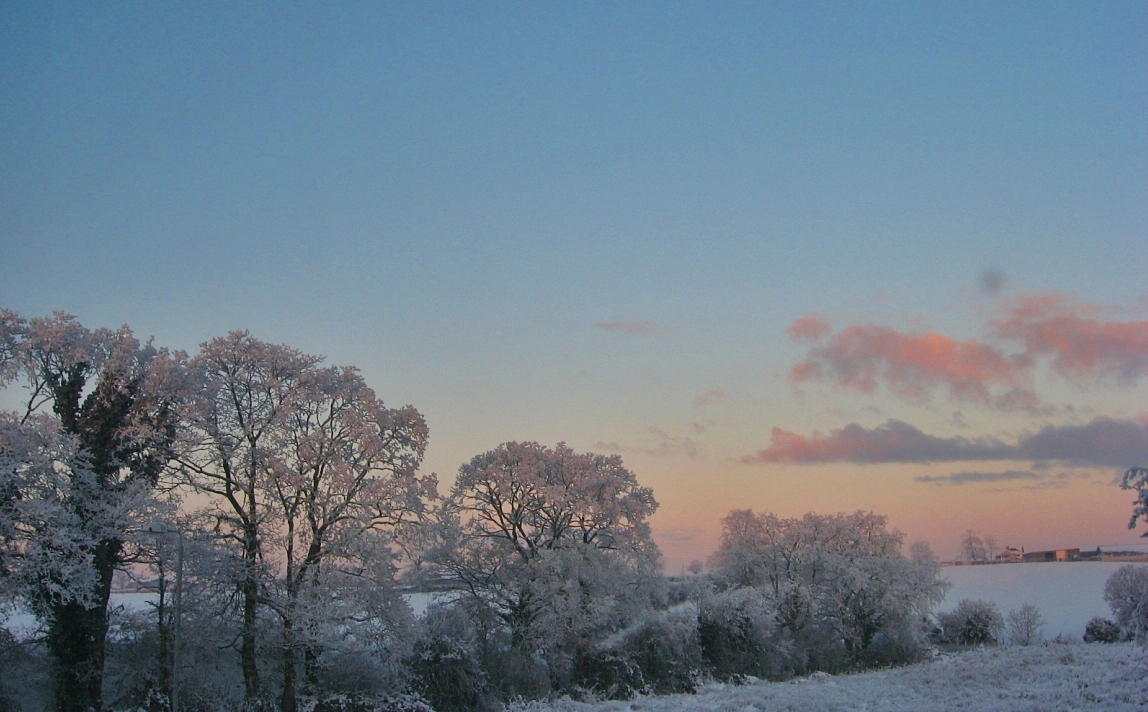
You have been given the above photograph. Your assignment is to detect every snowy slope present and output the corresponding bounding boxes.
[513,642,1148,712]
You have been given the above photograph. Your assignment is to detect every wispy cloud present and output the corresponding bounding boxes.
[596,321,657,335]
[653,526,709,546]
[743,417,1148,468]
[915,470,1043,485]
[693,388,732,409]
[596,427,701,459]
[690,420,714,435]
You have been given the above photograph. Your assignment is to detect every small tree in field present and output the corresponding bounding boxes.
[1005,603,1044,646]
[960,530,987,562]
[1103,564,1148,641]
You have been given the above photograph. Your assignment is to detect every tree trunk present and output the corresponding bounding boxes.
[280,616,297,712]
[156,566,172,706]
[240,567,261,703]
[46,537,118,712]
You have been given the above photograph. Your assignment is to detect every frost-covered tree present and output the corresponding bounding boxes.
[1103,564,1148,640]
[176,333,433,709]
[1121,467,1148,537]
[1005,603,1044,646]
[960,529,987,562]
[0,414,100,612]
[0,310,185,712]
[909,541,936,563]
[175,331,322,701]
[709,509,948,666]
[429,442,662,682]
[262,364,432,712]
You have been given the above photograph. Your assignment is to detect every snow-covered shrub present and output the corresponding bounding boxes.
[408,603,493,712]
[937,599,1004,646]
[1005,603,1045,646]
[863,622,929,667]
[1083,616,1123,643]
[697,587,782,680]
[1103,564,1148,640]
[573,605,704,699]
[304,693,434,712]
[0,627,51,712]
[484,645,552,701]
[573,648,645,700]
[620,607,704,695]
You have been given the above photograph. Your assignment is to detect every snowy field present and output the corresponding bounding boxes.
[940,562,1142,639]
[512,642,1148,712]
[3,592,443,638]
[3,592,158,639]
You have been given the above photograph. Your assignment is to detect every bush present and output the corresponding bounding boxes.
[1005,603,1044,646]
[481,642,551,702]
[305,694,434,712]
[573,648,645,700]
[1083,616,1123,643]
[697,587,784,680]
[621,608,704,695]
[864,623,928,667]
[407,604,493,712]
[1103,564,1148,640]
[574,606,703,699]
[937,599,1004,646]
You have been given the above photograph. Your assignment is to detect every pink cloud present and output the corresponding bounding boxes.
[786,314,832,341]
[990,293,1148,382]
[743,417,1148,468]
[789,324,1040,410]
[596,321,657,335]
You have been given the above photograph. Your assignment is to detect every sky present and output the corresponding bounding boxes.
[2,2,1146,570]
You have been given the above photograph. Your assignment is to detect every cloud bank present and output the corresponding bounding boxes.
[743,417,1148,468]
[914,469,1090,488]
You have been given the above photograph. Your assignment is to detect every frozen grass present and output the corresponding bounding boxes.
[513,642,1148,712]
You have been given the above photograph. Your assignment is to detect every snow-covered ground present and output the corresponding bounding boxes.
[513,642,1148,712]
[940,562,1142,639]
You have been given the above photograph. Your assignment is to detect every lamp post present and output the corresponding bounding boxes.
[144,522,183,712]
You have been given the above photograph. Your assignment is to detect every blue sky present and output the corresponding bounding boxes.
[3,2,1146,567]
